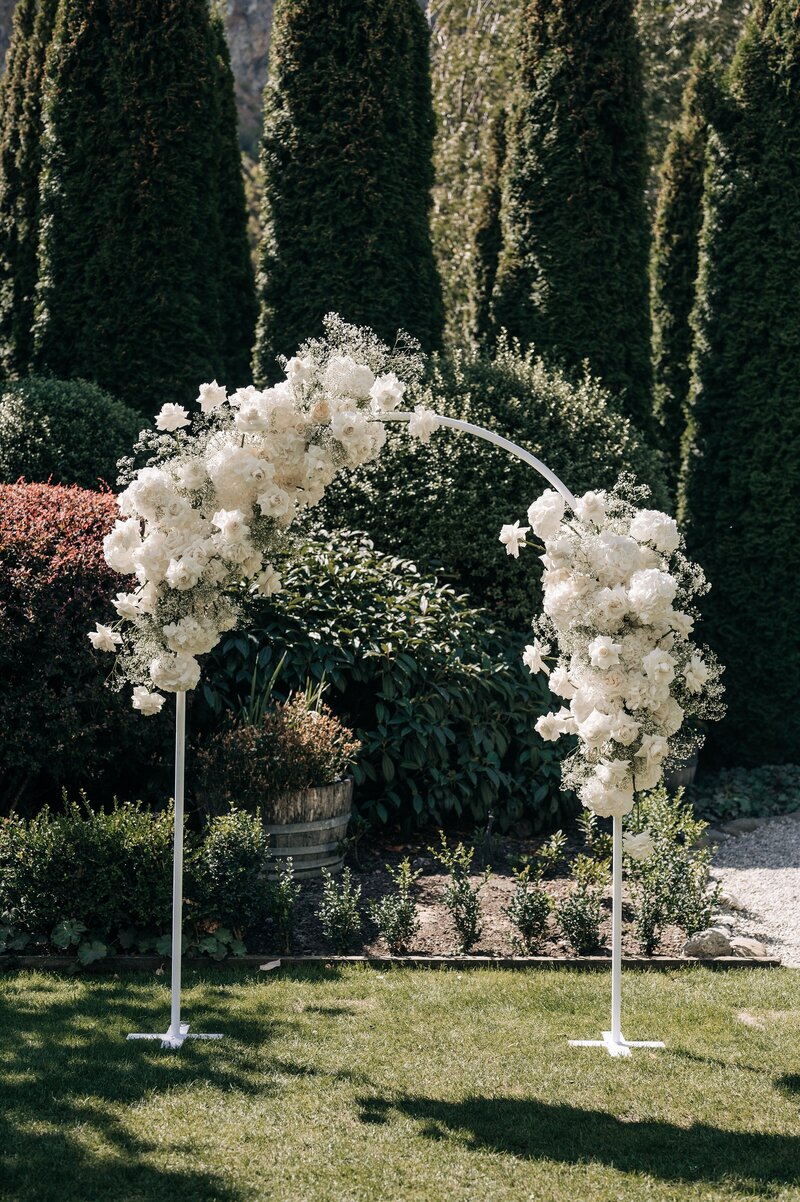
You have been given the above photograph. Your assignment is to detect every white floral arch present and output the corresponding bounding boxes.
[91,319,720,1055]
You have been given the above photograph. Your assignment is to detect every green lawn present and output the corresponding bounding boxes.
[1,967,799,1202]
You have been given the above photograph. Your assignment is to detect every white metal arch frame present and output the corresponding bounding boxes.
[130,409,662,1057]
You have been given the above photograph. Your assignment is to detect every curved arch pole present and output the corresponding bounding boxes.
[377,411,662,1059]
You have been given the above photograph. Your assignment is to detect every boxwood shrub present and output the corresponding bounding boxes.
[198,529,572,833]
[314,343,669,630]
[0,376,141,490]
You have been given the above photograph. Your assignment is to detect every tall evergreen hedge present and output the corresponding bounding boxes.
[650,45,711,484]
[491,0,653,427]
[469,107,506,348]
[32,0,254,412]
[680,0,800,765]
[253,0,443,382]
[0,0,58,376]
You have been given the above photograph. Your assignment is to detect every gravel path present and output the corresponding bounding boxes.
[711,813,800,966]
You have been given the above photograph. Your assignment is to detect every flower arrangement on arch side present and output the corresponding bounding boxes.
[500,477,725,819]
[87,315,440,713]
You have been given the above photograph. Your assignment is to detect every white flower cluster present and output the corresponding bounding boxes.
[502,479,724,818]
[89,316,430,714]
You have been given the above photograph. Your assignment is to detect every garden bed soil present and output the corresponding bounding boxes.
[270,830,688,960]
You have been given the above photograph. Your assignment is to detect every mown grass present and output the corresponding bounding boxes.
[1,966,799,1202]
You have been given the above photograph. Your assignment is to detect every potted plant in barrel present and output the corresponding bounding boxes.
[198,690,361,878]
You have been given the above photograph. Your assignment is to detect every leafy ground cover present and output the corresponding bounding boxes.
[1,966,799,1202]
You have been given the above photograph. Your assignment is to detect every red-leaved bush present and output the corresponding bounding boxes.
[0,482,169,811]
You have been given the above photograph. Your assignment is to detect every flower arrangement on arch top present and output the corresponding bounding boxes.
[501,476,725,819]
[197,695,361,820]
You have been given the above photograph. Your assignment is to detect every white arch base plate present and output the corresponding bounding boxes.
[569,1031,665,1058]
[127,1023,224,1050]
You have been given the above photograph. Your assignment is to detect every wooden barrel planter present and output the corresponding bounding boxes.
[263,778,353,878]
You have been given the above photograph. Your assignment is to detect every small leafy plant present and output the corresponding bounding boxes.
[430,832,491,954]
[268,859,302,953]
[368,858,422,955]
[504,865,551,954]
[625,787,719,954]
[317,867,362,953]
[556,853,608,955]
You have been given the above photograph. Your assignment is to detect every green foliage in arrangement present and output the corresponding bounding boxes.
[316,867,363,953]
[0,801,279,962]
[491,0,653,427]
[0,376,142,489]
[430,832,490,954]
[368,858,422,955]
[315,345,668,631]
[252,0,443,380]
[468,107,507,348]
[0,0,58,376]
[679,0,800,765]
[197,695,361,818]
[200,530,571,833]
[650,45,711,485]
[625,787,718,955]
[689,764,800,825]
[32,0,255,412]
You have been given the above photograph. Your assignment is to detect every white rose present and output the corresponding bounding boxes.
[540,534,576,571]
[164,554,204,591]
[575,490,606,526]
[554,705,578,734]
[196,380,227,413]
[642,648,676,686]
[593,585,629,632]
[549,664,576,699]
[118,466,175,520]
[407,405,438,443]
[155,403,190,432]
[211,508,249,543]
[369,372,405,412]
[580,776,634,818]
[149,651,201,693]
[132,532,171,585]
[285,356,314,386]
[252,565,282,597]
[332,409,370,444]
[229,384,262,410]
[175,458,207,491]
[588,635,622,670]
[611,711,640,746]
[527,489,566,540]
[651,696,684,736]
[103,518,143,574]
[87,623,122,652]
[589,531,642,585]
[131,686,166,716]
[257,486,291,519]
[499,521,529,559]
[629,509,680,554]
[636,733,669,764]
[683,654,710,694]
[671,611,695,639]
[323,355,376,399]
[624,831,655,861]
[234,397,270,433]
[112,592,142,620]
[627,568,678,624]
[162,616,220,656]
[596,758,632,790]
[535,712,563,742]
[634,760,663,791]
[577,709,614,751]
[522,639,550,675]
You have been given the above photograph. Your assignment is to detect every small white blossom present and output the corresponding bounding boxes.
[588,635,622,670]
[407,405,438,443]
[369,372,405,412]
[132,686,166,716]
[88,623,122,652]
[522,640,550,675]
[155,403,191,432]
[499,521,529,559]
[196,380,227,413]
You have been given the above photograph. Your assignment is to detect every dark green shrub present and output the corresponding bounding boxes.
[430,832,490,954]
[0,377,141,489]
[316,867,362,952]
[679,0,800,765]
[199,529,570,833]
[503,865,551,954]
[555,854,608,954]
[469,107,507,348]
[491,0,652,426]
[266,859,302,954]
[253,0,443,379]
[187,809,270,940]
[689,764,800,825]
[368,858,422,955]
[314,345,668,630]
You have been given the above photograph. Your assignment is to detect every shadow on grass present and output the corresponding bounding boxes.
[0,977,284,1202]
[357,1093,800,1190]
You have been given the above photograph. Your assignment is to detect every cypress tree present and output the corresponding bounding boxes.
[491,0,653,427]
[468,107,506,348]
[33,0,254,412]
[253,0,443,383]
[0,0,58,376]
[680,0,800,765]
[209,7,256,386]
[650,45,711,484]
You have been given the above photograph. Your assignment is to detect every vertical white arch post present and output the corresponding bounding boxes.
[127,692,223,1049]
[379,412,663,1058]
